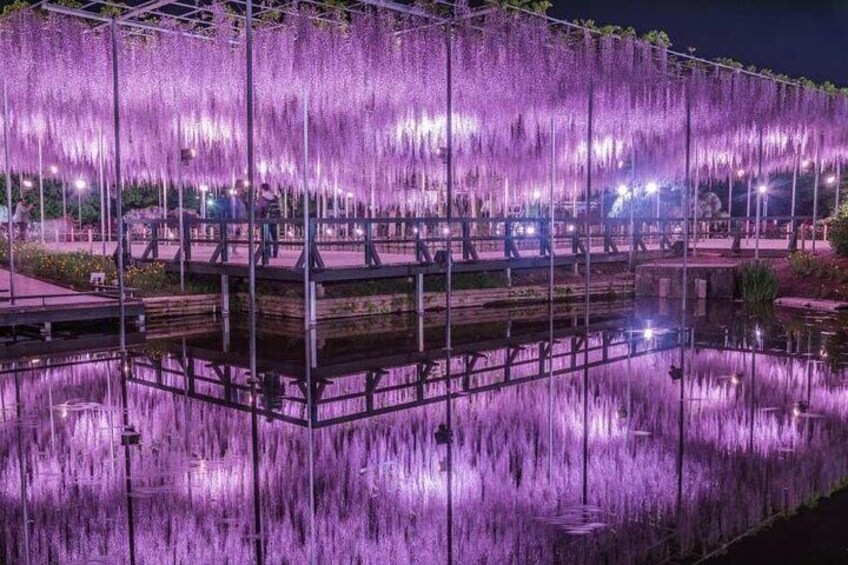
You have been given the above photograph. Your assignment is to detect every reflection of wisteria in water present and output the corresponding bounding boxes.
[2,343,848,564]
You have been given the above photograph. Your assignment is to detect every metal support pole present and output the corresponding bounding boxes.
[726,169,732,233]
[443,21,455,565]
[790,144,799,250]
[581,79,593,508]
[110,18,126,349]
[628,143,635,270]
[220,273,230,316]
[245,3,262,560]
[3,80,15,302]
[813,132,822,254]
[549,118,555,302]
[755,185,762,260]
[38,138,44,243]
[303,93,312,330]
[177,120,185,293]
[61,180,66,229]
[99,128,106,257]
[835,161,842,213]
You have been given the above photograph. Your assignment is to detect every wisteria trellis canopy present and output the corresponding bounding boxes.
[2,2,846,206]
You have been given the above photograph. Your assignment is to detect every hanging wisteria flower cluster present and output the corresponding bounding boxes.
[0,5,845,209]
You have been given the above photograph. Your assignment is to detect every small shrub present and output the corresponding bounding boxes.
[738,261,778,303]
[788,251,816,277]
[125,263,167,294]
[828,202,848,257]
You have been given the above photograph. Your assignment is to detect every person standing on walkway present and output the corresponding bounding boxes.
[230,186,247,256]
[258,183,281,259]
[12,198,34,242]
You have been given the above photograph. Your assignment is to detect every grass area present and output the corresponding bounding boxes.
[0,242,218,297]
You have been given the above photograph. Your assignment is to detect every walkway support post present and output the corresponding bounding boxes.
[789,143,799,251]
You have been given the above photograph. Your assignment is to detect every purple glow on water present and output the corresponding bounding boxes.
[2,323,847,563]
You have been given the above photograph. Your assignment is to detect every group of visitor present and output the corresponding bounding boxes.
[208,182,282,258]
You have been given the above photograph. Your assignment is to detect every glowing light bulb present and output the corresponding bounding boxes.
[645,181,658,194]
[442,227,450,236]
[736,168,746,178]
[617,184,629,197]
[757,184,767,194]
[346,191,354,198]
[48,165,59,175]
[826,175,837,185]
[21,179,33,189]
[354,227,364,236]
[74,179,87,190]
[532,189,542,200]
[643,328,654,340]
[325,228,334,236]
[526,225,536,235]
[567,224,575,233]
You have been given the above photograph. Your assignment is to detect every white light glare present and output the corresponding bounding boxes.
[74,179,87,190]
[645,181,659,195]
[757,184,768,194]
[643,327,654,340]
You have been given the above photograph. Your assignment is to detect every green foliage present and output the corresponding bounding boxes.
[0,243,209,296]
[828,202,848,258]
[641,30,672,47]
[738,262,778,303]
[788,251,818,277]
[492,0,551,14]
[1,0,29,17]
[99,2,126,17]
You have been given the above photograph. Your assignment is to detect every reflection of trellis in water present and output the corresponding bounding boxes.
[129,323,685,427]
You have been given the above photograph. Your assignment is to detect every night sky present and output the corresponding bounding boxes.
[549,0,848,86]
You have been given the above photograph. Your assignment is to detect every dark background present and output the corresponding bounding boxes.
[550,0,847,85]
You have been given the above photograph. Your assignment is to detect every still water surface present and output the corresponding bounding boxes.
[2,300,847,564]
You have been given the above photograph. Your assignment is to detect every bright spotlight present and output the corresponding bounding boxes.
[617,184,629,197]
[826,175,837,185]
[199,184,209,193]
[736,168,746,178]
[354,227,364,236]
[757,184,767,194]
[48,165,59,175]
[21,179,33,189]
[74,179,87,191]
[645,181,659,194]
[532,189,542,200]
[643,327,654,340]
[346,191,354,198]
[526,225,536,235]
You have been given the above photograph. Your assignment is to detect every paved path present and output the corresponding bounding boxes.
[0,268,109,307]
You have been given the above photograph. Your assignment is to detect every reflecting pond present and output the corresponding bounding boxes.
[2,300,848,564]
